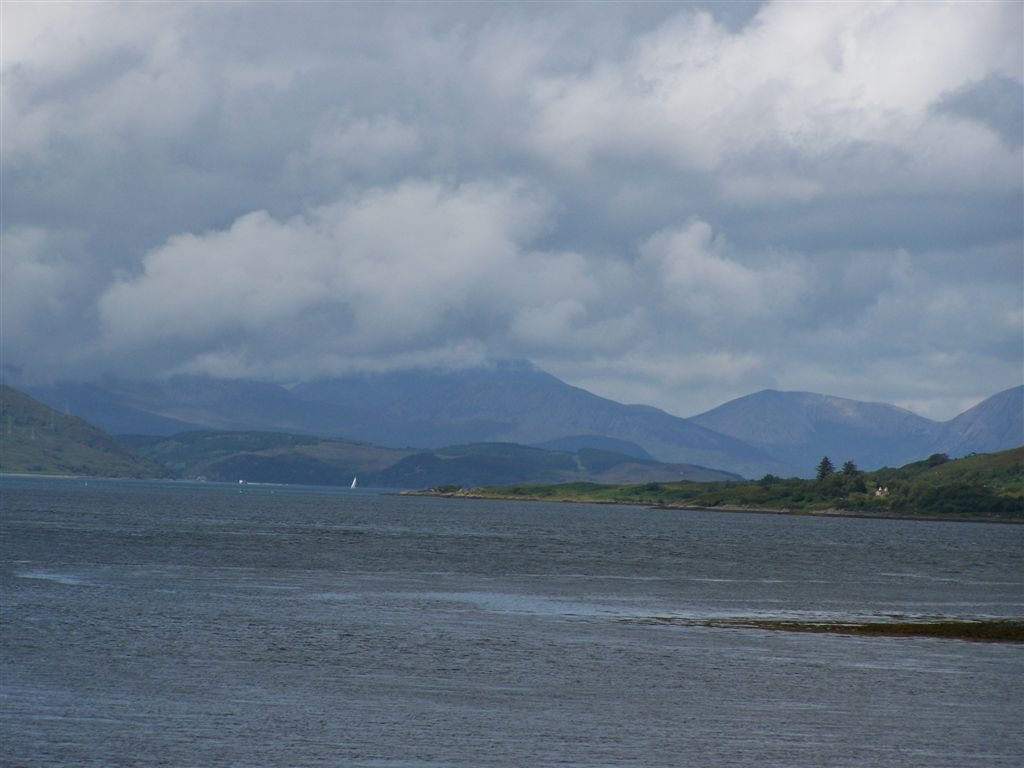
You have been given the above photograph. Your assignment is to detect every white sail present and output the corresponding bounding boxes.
[350,476,357,489]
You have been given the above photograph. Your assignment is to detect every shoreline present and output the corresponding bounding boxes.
[404,489,1024,524]
[658,502,1023,524]
[1,471,164,481]
[622,616,1024,643]
[8,473,1019,523]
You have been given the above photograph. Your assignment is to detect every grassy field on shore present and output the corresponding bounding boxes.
[419,448,1024,521]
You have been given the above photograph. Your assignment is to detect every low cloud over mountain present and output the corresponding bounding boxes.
[3,2,1021,422]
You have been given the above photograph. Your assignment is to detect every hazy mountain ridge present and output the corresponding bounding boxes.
[18,367,1023,479]
[292,366,789,478]
[530,435,655,461]
[689,390,939,472]
[937,386,1024,457]
[122,430,737,488]
[690,386,1023,474]
[34,378,356,437]
[367,443,738,488]
[25,365,788,478]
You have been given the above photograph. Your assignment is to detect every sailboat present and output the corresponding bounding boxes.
[350,476,358,489]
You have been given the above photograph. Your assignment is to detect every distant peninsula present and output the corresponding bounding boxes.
[410,448,1024,522]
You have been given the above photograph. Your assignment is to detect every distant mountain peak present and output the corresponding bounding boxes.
[939,385,1023,455]
[21,369,1021,482]
[489,358,542,373]
[691,385,1022,475]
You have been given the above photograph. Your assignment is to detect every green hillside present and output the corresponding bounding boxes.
[130,430,409,485]
[457,448,1024,520]
[0,386,165,478]
[373,442,737,488]
[126,430,739,488]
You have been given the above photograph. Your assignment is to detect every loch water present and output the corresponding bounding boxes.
[2,476,1022,767]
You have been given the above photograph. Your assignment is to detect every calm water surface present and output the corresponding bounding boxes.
[2,476,1022,767]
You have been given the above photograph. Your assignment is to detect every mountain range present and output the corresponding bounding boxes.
[1,386,738,486]
[127,431,738,488]
[19,362,1023,479]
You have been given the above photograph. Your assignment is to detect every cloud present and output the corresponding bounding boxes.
[934,74,1024,150]
[2,2,208,161]
[638,220,806,323]
[0,227,101,376]
[92,188,814,388]
[2,1,1021,421]
[522,2,1022,197]
[95,179,594,377]
[296,113,422,176]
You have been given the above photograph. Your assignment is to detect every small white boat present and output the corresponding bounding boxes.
[350,476,357,489]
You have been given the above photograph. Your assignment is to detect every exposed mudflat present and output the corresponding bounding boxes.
[623,616,1024,643]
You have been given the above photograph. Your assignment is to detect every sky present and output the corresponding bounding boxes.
[2,1,1022,421]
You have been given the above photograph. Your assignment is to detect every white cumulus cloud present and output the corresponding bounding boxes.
[2,1,1020,419]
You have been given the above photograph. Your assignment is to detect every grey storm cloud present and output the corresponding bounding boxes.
[935,74,1024,150]
[2,0,1021,420]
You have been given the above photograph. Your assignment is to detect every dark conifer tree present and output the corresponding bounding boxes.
[816,455,835,481]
